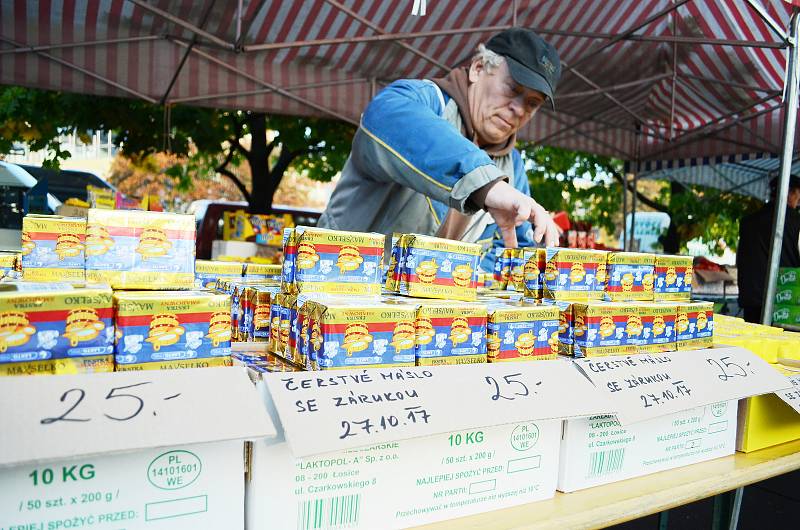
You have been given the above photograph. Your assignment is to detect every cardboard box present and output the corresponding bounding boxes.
[114,291,231,366]
[543,248,608,301]
[248,401,562,529]
[487,302,560,361]
[737,393,800,452]
[397,234,481,301]
[211,239,258,260]
[0,283,114,373]
[85,209,195,290]
[654,254,693,301]
[21,214,86,282]
[0,367,274,529]
[194,260,244,289]
[605,252,655,301]
[558,400,737,492]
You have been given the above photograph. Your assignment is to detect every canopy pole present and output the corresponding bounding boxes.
[622,171,628,250]
[762,7,800,326]
[630,172,638,251]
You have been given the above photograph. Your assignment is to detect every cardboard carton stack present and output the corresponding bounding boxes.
[11,210,237,373]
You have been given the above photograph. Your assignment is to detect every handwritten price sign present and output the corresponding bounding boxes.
[0,367,274,467]
[575,346,791,425]
[265,361,611,457]
[775,373,800,414]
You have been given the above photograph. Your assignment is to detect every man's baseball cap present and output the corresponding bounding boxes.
[486,28,562,110]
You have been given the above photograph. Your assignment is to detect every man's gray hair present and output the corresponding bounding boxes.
[473,43,505,72]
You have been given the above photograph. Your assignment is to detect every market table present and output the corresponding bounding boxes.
[417,439,800,530]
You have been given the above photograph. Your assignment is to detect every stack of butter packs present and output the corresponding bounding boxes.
[492,247,712,357]
[771,267,800,326]
[5,210,232,375]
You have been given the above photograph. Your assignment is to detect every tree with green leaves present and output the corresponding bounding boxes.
[0,86,356,213]
[518,143,762,255]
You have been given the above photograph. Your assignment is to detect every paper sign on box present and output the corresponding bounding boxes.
[248,381,562,530]
[573,346,792,425]
[0,368,275,529]
[774,372,800,415]
[264,360,615,457]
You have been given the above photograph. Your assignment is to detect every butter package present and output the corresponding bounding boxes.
[492,248,511,290]
[636,303,677,353]
[21,215,86,282]
[115,356,233,371]
[778,267,800,287]
[414,302,487,365]
[385,233,407,292]
[605,252,655,301]
[195,260,244,289]
[571,302,638,358]
[113,291,231,366]
[543,248,608,300]
[0,251,21,281]
[772,304,800,326]
[243,263,283,282]
[522,248,546,299]
[542,300,575,356]
[675,301,714,350]
[487,302,559,361]
[245,285,281,342]
[653,255,693,301]
[85,209,195,289]
[398,234,481,301]
[315,302,417,369]
[508,249,525,291]
[291,226,385,295]
[0,282,113,371]
[280,227,297,294]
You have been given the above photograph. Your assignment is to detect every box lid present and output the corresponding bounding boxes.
[0,367,275,467]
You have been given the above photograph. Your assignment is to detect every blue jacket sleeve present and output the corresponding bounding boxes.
[352,79,507,214]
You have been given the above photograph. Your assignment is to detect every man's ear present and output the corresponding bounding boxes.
[468,59,483,83]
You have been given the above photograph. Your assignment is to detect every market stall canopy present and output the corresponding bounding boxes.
[1,0,799,163]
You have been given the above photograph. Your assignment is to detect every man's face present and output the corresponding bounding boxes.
[468,59,547,145]
[789,187,800,209]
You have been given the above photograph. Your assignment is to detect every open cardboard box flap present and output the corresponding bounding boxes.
[0,367,276,468]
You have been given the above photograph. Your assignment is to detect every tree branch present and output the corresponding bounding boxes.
[217,167,251,202]
[611,170,669,213]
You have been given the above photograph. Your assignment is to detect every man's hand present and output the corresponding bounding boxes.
[483,180,559,248]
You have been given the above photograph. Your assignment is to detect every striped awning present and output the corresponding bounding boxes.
[625,152,800,199]
[1,0,798,164]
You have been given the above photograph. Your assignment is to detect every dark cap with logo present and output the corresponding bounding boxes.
[486,28,562,109]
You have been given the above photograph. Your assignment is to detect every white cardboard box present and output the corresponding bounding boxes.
[0,367,275,529]
[211,239,258,259]
[247,381,562,530]
[558,400,737,492]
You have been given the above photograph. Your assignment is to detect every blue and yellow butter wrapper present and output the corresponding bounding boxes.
[571,302,639,358]
[606,252,655,301]
[195,260,244,289]
[522,248,546,299]
[288,227,385,295]
[414,302,487,365]
[113,290,231,365]
[0,251,21,281]
[543,248,608,300]
[675,301,713,350]
[542,299,576,356]
[636,303,677,353]
[85,209,195,290]
[314,302,416,369]
[115,356,233,371]
[487,302,559,362]
[398,235,480,301]
[654,255,693,301]
[385,233,407,292]
[281,227,297,294]
[0,282,113,367]
[243,263,282,282]
[22,215,86,282]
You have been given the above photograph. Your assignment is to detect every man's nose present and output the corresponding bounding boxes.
[508,96,527,117]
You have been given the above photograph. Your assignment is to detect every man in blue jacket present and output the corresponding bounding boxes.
[318,28,561,270]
